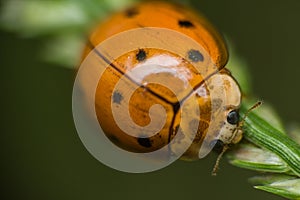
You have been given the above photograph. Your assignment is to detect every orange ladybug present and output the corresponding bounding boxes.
[77,1,242,166]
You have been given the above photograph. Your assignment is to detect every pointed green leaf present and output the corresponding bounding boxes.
[249,174,297,185]
[255,178,300,199]
[240,102,300,177]
[1,0,90,37]
[228,143,288,173]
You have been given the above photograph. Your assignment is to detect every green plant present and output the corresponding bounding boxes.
[227,47,300,199]
[1,0,299,199]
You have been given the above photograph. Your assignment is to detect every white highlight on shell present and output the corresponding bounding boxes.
[127,54,192,87]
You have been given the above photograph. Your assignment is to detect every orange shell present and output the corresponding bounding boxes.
[79,2,241,160]
[86,1,228,68]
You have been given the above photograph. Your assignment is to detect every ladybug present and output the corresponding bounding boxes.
[79,1,242,163]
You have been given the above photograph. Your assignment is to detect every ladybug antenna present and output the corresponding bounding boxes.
[211,100,262,176]
[212,145,229,176]
[239,101,263,128]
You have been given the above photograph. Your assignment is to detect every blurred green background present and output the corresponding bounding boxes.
[1,0,299,199]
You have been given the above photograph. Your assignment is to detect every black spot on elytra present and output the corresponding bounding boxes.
[187,49,204,62]
[112,91,123,104]
[178,20,194,28]
[125,8,139,17]
[136,49,147,61]
[137,137,152,148]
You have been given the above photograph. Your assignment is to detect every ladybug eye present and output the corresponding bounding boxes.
[227,110,239,125]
